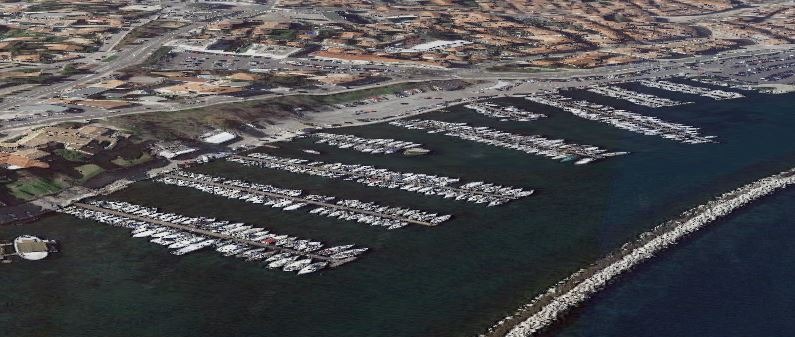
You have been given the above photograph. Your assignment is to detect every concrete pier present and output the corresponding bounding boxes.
[72,202,355,267]
[229,154,516,200]
[162,173,437,226]
[0,242,15,264]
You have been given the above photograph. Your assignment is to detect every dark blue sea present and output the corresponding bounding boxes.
[554,187,795,337]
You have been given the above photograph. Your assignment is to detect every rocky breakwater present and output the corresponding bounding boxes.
[483,167,795,337]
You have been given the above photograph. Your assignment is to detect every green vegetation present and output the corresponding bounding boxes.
[61,64,81,76]
[74,164,104,182]
[269,29,297,40]
[111,152,152,167]
[7,177,67,201]
[140,46,174,67]
[54,149,87,162]
[254,74,318,89]
[486,65,562,73]
[0,28,38,39]
[311,83,423,104]
[3,73,64,85]
[102,54,119,62]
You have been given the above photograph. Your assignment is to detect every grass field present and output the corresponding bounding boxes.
[74,164,104,182]
[6,177,68,201]
[111,152,152,167]
[54,148,87,162]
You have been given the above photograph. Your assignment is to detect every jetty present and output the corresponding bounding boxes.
[588,86,691,107]
[228,154,533,206]
[526,93,715,144]
[0,241,14,264]
[483,167,795,337]
[639,80,744,100]
[159,171,443,227]
[70,202,355,267]
[390,119,627,165]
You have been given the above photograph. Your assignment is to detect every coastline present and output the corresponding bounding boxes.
[481,167,795,337]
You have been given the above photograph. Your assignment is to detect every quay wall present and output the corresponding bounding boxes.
[482,168,795,337]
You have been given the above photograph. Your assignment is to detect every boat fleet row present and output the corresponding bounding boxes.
[156,170,452,229]
[464,103,547,122]
[227,154,534,206]
[588,86,691,108]
[525,93,715,144]
[308,132,424,155]
[491,168,795,337]
[691,77,757,92]
[61,200,369,275]
[390,119,627,165]
[639,80,745,100]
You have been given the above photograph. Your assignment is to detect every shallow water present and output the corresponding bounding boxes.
[2,89,794,337]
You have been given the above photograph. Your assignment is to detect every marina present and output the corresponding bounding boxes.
[157,170,452,229]
[3,87,795,337]
[390,119,627,165]
[307,132,426,155]
[227,153,534,206]
[526,93,715,144]
[61,200,368,273]
[485,167,795,337]
[464,103,547,122]
[638,80,745,100]
[588,86,692,107]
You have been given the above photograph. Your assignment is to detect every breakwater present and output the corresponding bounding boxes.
[482,167,795,337]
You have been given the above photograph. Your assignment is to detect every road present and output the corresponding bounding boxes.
[1,42,793,138]
[0,4,276,113]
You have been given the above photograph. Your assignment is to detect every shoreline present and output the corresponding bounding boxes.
[481,167,795,337]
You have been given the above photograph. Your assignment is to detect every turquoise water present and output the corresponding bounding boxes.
[1,90,794,337]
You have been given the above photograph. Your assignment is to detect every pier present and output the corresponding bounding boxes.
[390,119,626,164]
[309,132,424,155]
[0,242,14,264]
[639,80,744,100]
[588,86,691,107]
[229,154,530,202]
[71,202,354,267]
[162,172,438,226]
[526,93,715,144]
[464,103,547,122]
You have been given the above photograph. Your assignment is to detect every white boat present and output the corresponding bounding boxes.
[297,262,328,275]
[268,256,299,269]
[283,258,313,272]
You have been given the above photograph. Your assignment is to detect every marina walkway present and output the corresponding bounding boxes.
[72,202,355,267]
[229,154,515,199]
[163,173,437,226]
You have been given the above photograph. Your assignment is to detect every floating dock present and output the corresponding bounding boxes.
[161,172,439,227]
[0,241,14,264]
[71,202,355,267]
[228,154,532,204]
